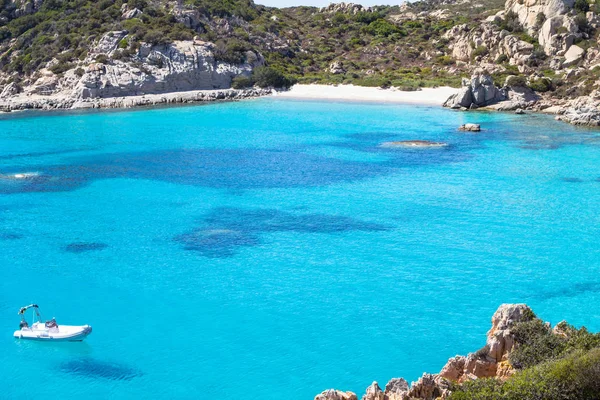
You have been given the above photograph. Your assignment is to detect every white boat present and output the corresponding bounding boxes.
[13,304,92,342]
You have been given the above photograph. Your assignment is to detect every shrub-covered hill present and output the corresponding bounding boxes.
[0,0,506,92]
[2,0,600,99]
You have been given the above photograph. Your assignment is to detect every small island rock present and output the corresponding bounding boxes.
[458,123,481,131]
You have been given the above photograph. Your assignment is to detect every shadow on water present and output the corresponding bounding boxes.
[533,282,600,301]
[175,207,389,258]
[0,232,24,240]
[63,242,108,253]
[0,148,391,194]
[58,358,142,381]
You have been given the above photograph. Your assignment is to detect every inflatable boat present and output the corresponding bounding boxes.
[13,304,92,342]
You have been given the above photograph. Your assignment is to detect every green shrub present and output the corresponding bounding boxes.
[214,39,249,64]
[436,55,455,65]
[451,348,600,400]
[95,54,109,64]
[496,54,509,64]
[252,66,294,88]
[472,45,488,58]
[49,61,73,74]
[574,0,590,13]
[231,75,254,89]
[528,77,553,92]
[362,18,405,37]
[509,318,565,369]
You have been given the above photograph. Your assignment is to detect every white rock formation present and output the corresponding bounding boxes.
[538,15,578,56]
[563,44,585,66]
[505,0,575,33]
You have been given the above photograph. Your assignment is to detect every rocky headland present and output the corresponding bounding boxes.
[314,304,600,400]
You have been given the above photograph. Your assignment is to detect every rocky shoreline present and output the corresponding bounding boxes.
[442,68,600,127]
[0,87,272,113]
[314,304,558,400]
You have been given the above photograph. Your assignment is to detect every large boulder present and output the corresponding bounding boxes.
[505,0,575,34]
[563,44,585,66]
[443,69,506,109]
[538,15,578,56]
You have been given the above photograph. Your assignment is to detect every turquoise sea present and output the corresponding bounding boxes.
[0,98,599,398]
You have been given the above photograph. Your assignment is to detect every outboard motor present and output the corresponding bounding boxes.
[19,320,28,329]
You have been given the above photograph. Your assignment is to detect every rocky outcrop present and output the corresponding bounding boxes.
[361,382,385,400]
[315,304,539,400]
[329,61,346,75]
[554,90,600,125]
[406,374,450,400]
[70,33,263,99]
[444,23,534,66]
[0,31,264,106]
[315,390,358,400]
[505,0,574,34]
[384,378,409,400]
[443,69,506,109]
[538,15,579,56]
[0,88,271,112]
[320,2,371,14]
[444,70,540,111]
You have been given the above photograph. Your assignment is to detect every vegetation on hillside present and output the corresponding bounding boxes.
[449,313,600,400]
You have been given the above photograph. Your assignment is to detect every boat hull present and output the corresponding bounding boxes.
[13,325,92,342]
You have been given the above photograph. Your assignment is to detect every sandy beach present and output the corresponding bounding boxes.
[274,84,459,105]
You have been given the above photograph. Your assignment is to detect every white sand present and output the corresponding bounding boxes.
[274,84,458,105]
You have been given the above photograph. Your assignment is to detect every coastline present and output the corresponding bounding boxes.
[275,84,459,105]
[0,88,273,113]
[0,84,460,115]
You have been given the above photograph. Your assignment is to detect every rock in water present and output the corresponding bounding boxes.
[458,123,481,132]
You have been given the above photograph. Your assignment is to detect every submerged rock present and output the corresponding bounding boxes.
[380,140,448,148]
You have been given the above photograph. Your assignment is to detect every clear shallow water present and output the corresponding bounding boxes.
[0,98,599,398]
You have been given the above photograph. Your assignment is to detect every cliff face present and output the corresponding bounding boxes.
[0,31,262,103]
[73,34,262,99]
[314,304,535,400]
